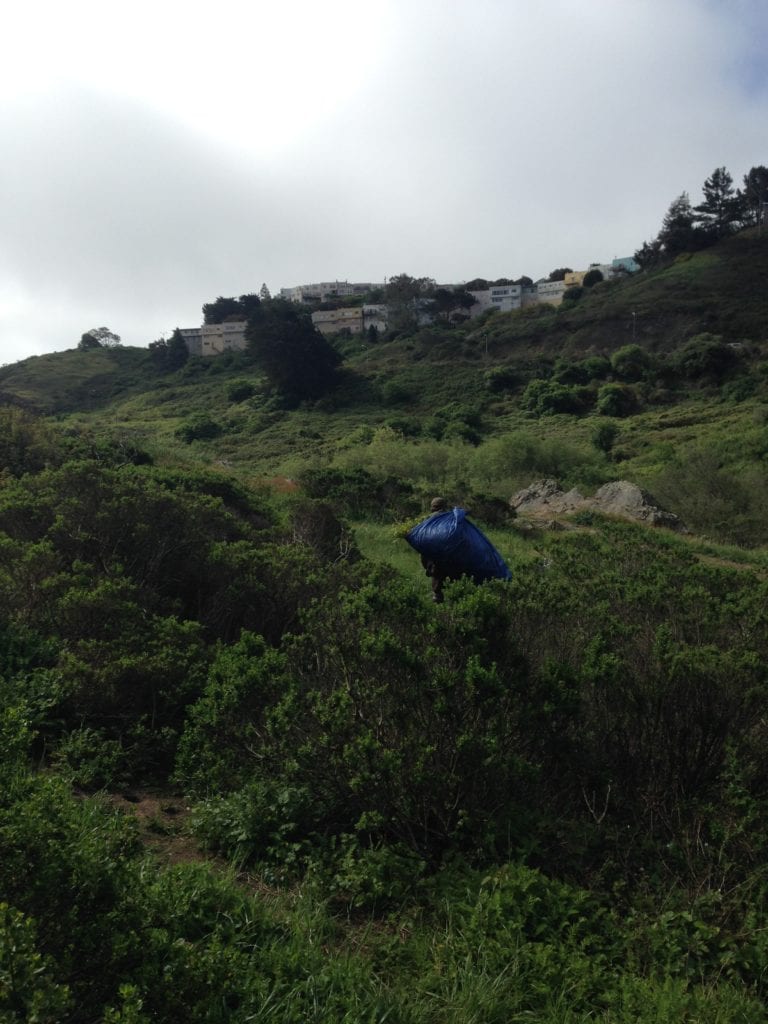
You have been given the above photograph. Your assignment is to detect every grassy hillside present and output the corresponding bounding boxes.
[4,232,768,1020]
[0,345,155,413]
[480,228,768,357]
[1,228,767,527]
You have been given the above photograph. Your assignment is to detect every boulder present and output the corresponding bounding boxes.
[510,478,585,516]
[591,481,683,530]
[509,478,685,532]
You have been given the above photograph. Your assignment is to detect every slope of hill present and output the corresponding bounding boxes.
[1,227,767,548]
[480,228,768,357]
[0,345,154,413]
[4,230,768,1021]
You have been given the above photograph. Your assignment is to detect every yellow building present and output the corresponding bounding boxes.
[563,270,586,288]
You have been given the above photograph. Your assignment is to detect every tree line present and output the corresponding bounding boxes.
[635,164,768,268]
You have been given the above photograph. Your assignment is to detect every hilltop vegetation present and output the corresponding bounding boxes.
[5,228,767,543]
[2,226,768,1020]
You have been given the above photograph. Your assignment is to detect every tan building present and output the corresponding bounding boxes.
[311,305,388,336]
[311,308,364,335]
[535,279,567,305]
[179,321,248,357]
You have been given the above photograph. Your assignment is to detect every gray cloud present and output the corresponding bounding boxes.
[1,0,766,364]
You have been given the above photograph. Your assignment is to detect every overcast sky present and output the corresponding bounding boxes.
[1,0,766,364]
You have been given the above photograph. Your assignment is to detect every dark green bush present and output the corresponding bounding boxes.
[178,572,556,866]
[226,379,256,403]
[553,360,590,385]
[484,365,520,392]
[298,466,417,520]
[591,421,619,454]
[596,383,638,416]
[581,355,611,380]
[174,415,222,442]
[523,379,594,416]
[673,333,737,381]
[380,381,411,405]
[611,344,654,382]
[721,374,758,402]
[651,447,768,546]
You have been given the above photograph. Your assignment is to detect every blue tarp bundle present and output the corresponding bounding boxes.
[406,508,512,583]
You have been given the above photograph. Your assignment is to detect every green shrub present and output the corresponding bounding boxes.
[611,344,653,382]
[721,374,758,402]
[381,381,412,405]
[385,415,422,437]
[226,379,256,403]
[52,727,128,790]
[298,466,417,520]
[285,496,358,562]
[522,379,594,416]
[651,447,768,546]
[471,432,602,492]
[581,355,611,380]
[190,782,316,874]
[179,573,551,865]
[0,903,72,1021]
[596,383,638,417]
[484,366,520,392]
[592,421,619,454]
[673,333,737,381]
[174,415,222,442]
[553,360,590,385]
[582,268,604,288]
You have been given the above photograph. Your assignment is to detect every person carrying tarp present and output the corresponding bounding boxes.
[406,496,511,603]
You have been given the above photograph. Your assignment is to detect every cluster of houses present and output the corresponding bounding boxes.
[179,258,639,356]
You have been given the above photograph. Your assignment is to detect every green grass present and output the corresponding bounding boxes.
[0,346,155,412]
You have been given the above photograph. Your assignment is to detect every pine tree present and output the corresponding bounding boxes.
[695,166,739,239]
[737,166,768,227]
[166,328,189,370]
[658,192,703,255]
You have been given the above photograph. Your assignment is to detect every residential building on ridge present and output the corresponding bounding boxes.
[280,281,381,303]
[179,322,248,357]
[612,256,641,274]
[535,279,568,304]
[311,305,387,336]
[179,257,639,357]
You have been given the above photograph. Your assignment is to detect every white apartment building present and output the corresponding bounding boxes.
[469,284,522,315]
[280,281,380,303]
[468,278,568,314]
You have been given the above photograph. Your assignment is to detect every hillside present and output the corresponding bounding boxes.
[2,229,766,547]
[0,345,155,413]
[3,232,768,1020]
[480,228,768,357]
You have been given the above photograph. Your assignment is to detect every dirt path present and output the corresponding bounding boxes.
[107,791,206,866]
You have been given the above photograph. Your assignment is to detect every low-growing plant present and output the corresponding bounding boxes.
[226,379,256,403]
[174,414,222,442]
